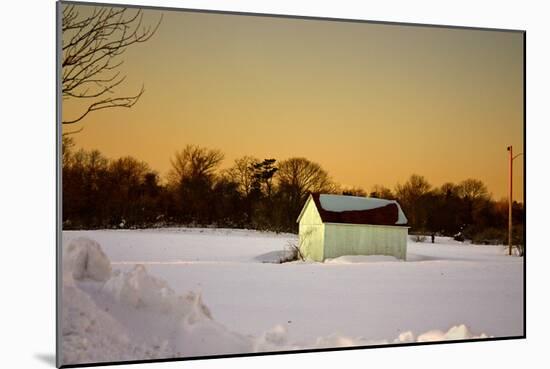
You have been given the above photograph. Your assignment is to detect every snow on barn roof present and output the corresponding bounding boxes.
[298,193,408,226]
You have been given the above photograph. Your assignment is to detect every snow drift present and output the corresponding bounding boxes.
[324,255,401,264]
[61,237,490,365]
[63,237,111,282]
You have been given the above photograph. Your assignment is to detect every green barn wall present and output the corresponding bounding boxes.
[323,223,408,260]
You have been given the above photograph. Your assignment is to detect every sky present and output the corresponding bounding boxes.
[62,4,524,201]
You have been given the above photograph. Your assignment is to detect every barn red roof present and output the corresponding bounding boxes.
[299,193,408,227]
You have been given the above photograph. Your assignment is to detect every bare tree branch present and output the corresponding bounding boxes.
[63,85,144,125]
[62,126,85,137]
[61,4,162,126]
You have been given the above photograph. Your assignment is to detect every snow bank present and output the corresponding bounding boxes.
[314,324,487,348]
[312,324,487,349]
[62,285,131,364]
[315,334,360,348]
[61,237,490,365]
[62,245,242,364]
[253,325,294,351]
[174,314,253,357]
[325,255,401,264]
[416,324,488,342]
[63,237,111,282]
[103,265,213,319]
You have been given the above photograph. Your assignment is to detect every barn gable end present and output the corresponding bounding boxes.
[296,195,323,225]
[297,196,325,260]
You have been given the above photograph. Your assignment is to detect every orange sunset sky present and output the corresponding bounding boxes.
[62,4,525,201]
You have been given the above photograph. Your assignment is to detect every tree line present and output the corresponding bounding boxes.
[62,138,524,246]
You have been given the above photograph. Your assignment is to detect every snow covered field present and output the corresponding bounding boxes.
[61,228,524,365]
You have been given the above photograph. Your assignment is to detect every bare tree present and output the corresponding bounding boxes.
[167,145,224,223]
[277,157,335,225]
[278,157,335,199]
[168,145,224,185]
[458,179,489,201]
[439,182,461,197]
[341,186,367,197]
[61,4,162,132]
[395,174,432,204]
[225,156,260,197]
[394,174,432,229]
[61,135,75,168]
[369,184,394,199]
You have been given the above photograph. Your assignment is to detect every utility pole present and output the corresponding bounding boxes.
[507,145,523,256]
[507,146,513,256]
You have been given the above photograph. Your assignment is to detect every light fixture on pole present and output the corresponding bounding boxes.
[507,145,523,256]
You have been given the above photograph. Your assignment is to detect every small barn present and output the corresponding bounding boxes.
[296,193,409,261]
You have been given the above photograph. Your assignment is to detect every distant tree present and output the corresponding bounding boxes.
[143,172,161,197]
[277,158,335,231]
[369,184,394,199]
[140,172,165,222]
[394,174,432,230]
[278,158,335,197]
[61,4,162,132]
[225,156,260,197]
[430,182,463,235]
[457,178,490,230]
[341,187,367,197]
[107,156,151,225]
[62,148,165,228]
[109,156,149,185]
[168,145,224,186]
[230,158,278,229]
[62,135,75,167]
[211,177,242,227]
[63,149,110,227]
[439,182,460,197]
[458,179,489,201]
[251,159,278,199]
[168,145,224,223]
[61,144,525,240]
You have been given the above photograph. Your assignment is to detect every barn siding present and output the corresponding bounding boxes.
[298,199,324,261]
[323,223,408,260]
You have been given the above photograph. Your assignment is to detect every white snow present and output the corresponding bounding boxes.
[63,237,111,282]
[319,194,408,224]
[61,229,523,365]
[325,255,401,264]
[61,283,135,364]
